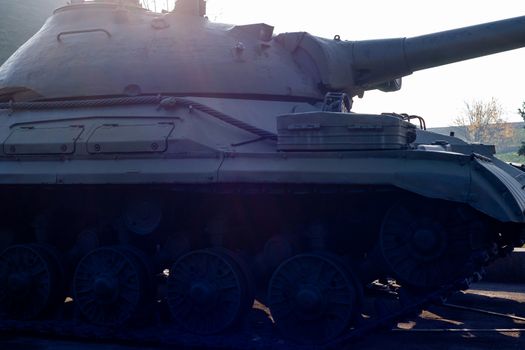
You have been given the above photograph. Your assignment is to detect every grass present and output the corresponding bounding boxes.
[494,152,525,164]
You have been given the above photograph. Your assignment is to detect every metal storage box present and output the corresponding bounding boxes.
[277,112,416,151]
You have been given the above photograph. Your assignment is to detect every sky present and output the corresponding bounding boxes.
[145,0,525,128]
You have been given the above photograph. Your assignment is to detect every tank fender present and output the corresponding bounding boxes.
[468,156,525,223]
[392,154,525,223]
[218,150,524,223]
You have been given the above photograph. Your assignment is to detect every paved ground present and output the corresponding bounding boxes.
[0,282,524,350]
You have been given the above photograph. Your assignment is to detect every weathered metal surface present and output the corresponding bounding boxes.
[4,125,84,155]
[0,3,319,101]
[277,112,416,151]
[86,123,174,154]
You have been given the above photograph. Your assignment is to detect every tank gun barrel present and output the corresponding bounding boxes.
[351,15,525,89]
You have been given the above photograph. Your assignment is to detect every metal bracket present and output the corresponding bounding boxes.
[322,92,352,113]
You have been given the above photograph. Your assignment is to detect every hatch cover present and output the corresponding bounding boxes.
[87,123,174,154]
[3,126,84,155]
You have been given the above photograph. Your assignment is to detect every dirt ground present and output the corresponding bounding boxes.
[357,283,525,350]
[0,282,524,350]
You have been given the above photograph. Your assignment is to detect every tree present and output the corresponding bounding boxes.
[518,102,525,156]
[453,98,514,150]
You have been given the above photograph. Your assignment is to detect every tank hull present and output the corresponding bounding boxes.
[0,100,523,223]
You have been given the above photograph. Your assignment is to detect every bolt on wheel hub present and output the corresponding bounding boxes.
[93,275,119,304]
[167,249,251,334]
[268,254,361,345]
[0,244,62,320]
[7,273,32,296]
[73,246,149,326]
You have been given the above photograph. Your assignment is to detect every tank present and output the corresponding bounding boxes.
[0,0,524,346]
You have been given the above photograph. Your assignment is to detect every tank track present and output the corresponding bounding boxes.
[0,187,518,348]
[0,247,498,350]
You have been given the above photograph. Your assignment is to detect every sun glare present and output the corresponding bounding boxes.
[134,0,525,127]
[140,0,176,12]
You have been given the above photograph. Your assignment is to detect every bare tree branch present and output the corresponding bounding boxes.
[453,98,514,150]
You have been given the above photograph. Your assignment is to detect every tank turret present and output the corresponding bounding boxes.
[1,2,524,104]
[276,15,525,96]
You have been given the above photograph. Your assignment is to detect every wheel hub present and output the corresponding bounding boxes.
[167,249,251,334]
[380,201,474,288]
[73,246,149,326]
[295,287,323,316]
[412,228,440,254]
[123,198,162,236]
[0,244,62,320]
[189,281,216,307]
[7,273,32,296]
[93,275,119,304]
[267,254,361,345]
